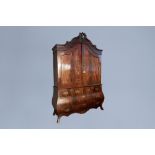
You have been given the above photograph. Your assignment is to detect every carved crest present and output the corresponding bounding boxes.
[52,32,103,55]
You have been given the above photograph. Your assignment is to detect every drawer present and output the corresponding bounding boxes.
[94,86,101,92]
[59,89,69,97]
[74,88,83,95]
[85,87,92,94]
[69,89,75,96]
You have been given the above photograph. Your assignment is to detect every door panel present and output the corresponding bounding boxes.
[82,45,91,85]
[60,53,72,87]
[72,46,82,87]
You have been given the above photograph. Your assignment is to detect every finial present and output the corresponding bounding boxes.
[79,32,87,42]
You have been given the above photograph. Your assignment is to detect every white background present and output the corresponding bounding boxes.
[0,0,155,154]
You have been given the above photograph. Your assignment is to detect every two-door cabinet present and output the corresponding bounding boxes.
[52,33,104,122]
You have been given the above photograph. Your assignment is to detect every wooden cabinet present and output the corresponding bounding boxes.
[52,33,104,122]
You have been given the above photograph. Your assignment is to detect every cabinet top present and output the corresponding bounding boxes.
[52,32,103,55]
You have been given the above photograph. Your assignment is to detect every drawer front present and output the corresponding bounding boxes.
[74,88,83,95]
[94,86,101,92]
[57,85,104,116]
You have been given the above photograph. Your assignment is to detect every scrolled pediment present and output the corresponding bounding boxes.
[52,32,103,55]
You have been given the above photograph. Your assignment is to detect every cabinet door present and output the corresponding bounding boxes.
[72,45,82,87]
[82,45,91,85]
[60,53,72,88]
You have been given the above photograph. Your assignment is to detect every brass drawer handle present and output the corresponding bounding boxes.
[75,90,80,94]
[62,91,68,96]
[95,87,99,91]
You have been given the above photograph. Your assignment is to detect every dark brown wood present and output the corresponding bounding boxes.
[52,32,104,122]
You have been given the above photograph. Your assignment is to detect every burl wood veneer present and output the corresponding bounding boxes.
[52,33,104,122]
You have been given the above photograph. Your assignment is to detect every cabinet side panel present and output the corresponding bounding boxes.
[90,54,101,85]
[53,51,58,86]
[52,50,58,114]
[52,86,58,111]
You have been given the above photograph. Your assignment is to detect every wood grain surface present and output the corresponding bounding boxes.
[52,33,104,122]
